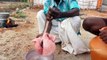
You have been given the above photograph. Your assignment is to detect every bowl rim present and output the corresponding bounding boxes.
[25,49,54,60]
[25,49,40,60]
[0,12,10,14]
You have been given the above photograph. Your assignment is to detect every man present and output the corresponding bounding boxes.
[83,17,107,43]
[37,0,89,55]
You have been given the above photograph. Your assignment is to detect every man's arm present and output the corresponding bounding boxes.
[48,0,80,19]
[43,8,53,33]
[36,15,52,38]
[83,17,107,43]
[42,8,79,35]
[49,8,79,19]
[43,20,52,33]
[59,8,80,18]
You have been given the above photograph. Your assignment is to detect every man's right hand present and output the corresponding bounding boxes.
[48,7,61,19]
[46,8,53,21]
[36,33,43,38]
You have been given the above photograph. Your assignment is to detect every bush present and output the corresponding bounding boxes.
[12,11,26,18]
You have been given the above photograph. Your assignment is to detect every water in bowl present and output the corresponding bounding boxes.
[25,50,54,60]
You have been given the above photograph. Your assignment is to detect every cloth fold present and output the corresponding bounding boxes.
[58,18,89,55]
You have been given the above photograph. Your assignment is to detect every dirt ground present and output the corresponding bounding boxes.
[0,9,39,60]
[0,8,107,60]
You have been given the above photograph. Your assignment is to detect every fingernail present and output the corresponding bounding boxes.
[100,27,107,31]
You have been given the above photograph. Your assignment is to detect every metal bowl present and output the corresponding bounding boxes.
[25,50,54,60]
[0,12,10,19]
[0,19,7,28]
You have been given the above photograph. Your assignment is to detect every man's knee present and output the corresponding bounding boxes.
[83,17,93,31]
[36,10,44,19]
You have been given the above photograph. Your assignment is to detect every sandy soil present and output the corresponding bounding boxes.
[0,8,107,60]
[80,9,107,19]
[0,9,39,60]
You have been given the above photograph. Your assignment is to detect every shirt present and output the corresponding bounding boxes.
[43,0,80,21]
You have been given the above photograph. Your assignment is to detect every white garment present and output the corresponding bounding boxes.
[58,18,89,55]
[36,10,89,55]
[37,10,60,43]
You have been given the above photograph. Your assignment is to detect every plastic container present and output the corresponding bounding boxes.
[90,37,107,60]
[97,0,103,9]
[25,50,54,60]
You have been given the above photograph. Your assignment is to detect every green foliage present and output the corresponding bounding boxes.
[14,11,26,18]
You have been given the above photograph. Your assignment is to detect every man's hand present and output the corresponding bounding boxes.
[46,10,53,21]
[48,7,62,19]
[36,33,43,38]
[99,27,107,43]
[50,7,61,19]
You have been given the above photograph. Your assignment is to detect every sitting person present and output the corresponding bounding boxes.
[83,17,107,43]
[36,0,89,55]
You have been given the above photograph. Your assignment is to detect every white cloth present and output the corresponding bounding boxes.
[58,18,89,55]
[36,10,60,43]
[36,10,89,55]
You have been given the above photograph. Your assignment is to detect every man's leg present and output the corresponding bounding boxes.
[36,10,46,34]
[59,17,89,55]
[83,17,107,35]
[70,16,81,33]
[36,10,61,42]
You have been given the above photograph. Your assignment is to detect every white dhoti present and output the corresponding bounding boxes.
[36,10,89,55]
